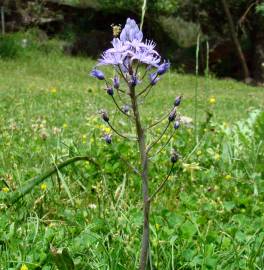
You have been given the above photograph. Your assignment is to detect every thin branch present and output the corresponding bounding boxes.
[111,96,133,119]
[150,129,175,159]
[146,109,172,130]
[118,65,129,85]
[238,1,257,28]
[119,156,140,176]
[107,121,136,141]
[146,122,171,153]
[148,163,175,202]
[137,84,153,97]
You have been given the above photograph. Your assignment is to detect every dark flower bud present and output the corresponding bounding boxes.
[113,75,120,89]
[104,134,112,144]
[101,111,109,122]
[149,72,160,85]
[106,87,114,96]
[174,96,182,107]
[90,69,105,80]
[130,74,140,86]
[170,150,179,164]
[122,104,130,114]
[168,108,177,122]
[174,120,180,129]
[157,61,170,75]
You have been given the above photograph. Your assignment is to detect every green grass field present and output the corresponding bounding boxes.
[0,48,264,269]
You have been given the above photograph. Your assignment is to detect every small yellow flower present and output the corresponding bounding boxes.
[82,134,87,140]
[2,187,9,193]
[223,122,229,128]
[197,150,202,156]
[63,123,68,129]
[101,126,111,135]
[155,223,160,231]
[225,174,232,180]
[20,264,28,270]
[214,153,220,161]
[40,183,47,191]
[50,87,57,94]
[209,96,216,105]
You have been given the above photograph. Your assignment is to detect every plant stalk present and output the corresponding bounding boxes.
[5,156,98,206]
[129,85,150,270]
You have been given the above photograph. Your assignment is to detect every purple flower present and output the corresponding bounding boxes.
[168,108,177,122]
[96,19,161,69]
[174,120,180,129]
[104,134,112,144]
[149,73,160,85]
[101,111,109,122]
[157,61,170,75]
[90,69,105,80]
[106,87,114,96]
[174,96,182,107]
[120,18,143,42]
[170,150,179,163]
[122,104,130,114]
[113,75,120,89]
[130,74,140,86]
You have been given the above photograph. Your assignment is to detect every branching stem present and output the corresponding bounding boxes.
[147,122,171,153]
[107,121,136,141]
[148,164,175,202]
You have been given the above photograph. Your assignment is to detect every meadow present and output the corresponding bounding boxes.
[0,35,264,269]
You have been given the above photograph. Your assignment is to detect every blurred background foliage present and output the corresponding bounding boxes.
[1,0,264,83]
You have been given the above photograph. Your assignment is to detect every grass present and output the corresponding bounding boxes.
[0,46,264,269]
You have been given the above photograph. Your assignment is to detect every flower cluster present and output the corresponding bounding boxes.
[90,18,170,87]
[90,18,178,147]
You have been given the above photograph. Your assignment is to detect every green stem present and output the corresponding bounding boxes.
[5,156,99,206]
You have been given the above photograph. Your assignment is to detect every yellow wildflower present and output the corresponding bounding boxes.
[197,150,202,156]
[102,127,111,134]
[20,264,28,270]
[2,187,9,193]
[50,87,57,94]
[214,153,220,161]
[209,96,216,105]
[82,134,87,140]
[63,123,68,129]
[155,223,160,231]
[223,122,229,128]
[40,183,47,191]
[225,174,232,180]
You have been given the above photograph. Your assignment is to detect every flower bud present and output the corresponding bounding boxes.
[174,96,182,107]
[104,134,112,144]
[157,61,170,75]
[130,74,140,86]
[122,104,130,114]
[149,73,160,85]
[170,150,179,164]
[113,75,120,89]
[90,69,105,80]
[101,111,109,122]
[106,87,114,96]
[174,120,180,129]
[168,108,177,122]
